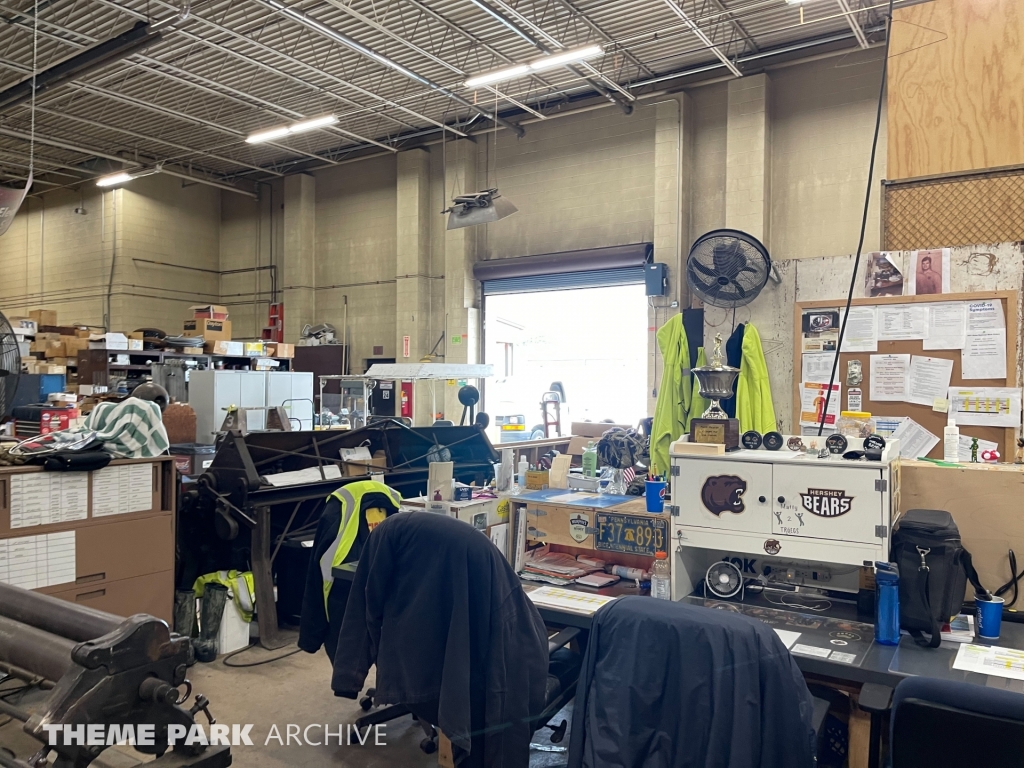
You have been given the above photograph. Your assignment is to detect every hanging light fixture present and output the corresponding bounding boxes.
[464,45,603,89]
[245,114,338,144]
[444,189,518,230]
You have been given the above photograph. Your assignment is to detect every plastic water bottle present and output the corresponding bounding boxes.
[651,551,671,600]
[874,561,900,645]
[582,441,598,478]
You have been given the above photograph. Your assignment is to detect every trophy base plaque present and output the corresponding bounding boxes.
[689,417,741,451]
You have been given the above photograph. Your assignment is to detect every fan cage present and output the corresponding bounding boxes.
[687,229,772,309]
[0,310,21,421]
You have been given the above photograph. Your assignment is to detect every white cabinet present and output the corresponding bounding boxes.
[771,463,883,545]
[674,459,773,536]
[188,370,267,444]
[265,372,314,431]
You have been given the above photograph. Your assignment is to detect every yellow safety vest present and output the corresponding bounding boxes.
[193,570,256,622]
[320,479,402,613]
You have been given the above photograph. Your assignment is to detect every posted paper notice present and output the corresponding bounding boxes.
[839,306,877,352]
[948,387,1022,428]
[962,328,1007,379]
[799,382,841,428]
[802,352,837,384]
[877,305,928,341]
[966,300,1005,332]
[870,354,910,401]
[923,302,967,350]
[907,355,954,406]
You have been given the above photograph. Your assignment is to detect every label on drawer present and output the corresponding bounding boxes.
[0,530,75,589]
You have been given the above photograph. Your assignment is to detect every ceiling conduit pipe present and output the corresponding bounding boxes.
[255,0,525,137]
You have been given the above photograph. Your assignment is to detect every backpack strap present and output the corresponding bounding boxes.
[909,563,942,648]
[961,548,991,600]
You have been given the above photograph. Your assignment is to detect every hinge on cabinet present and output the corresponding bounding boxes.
[670,465,680,477]
[875,525,888,538]
[667,504,679,517]
[875,479,888,492]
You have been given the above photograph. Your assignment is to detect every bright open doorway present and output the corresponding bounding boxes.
[483,283,648,443]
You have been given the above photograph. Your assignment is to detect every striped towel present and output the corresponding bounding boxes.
[82,397,170,458]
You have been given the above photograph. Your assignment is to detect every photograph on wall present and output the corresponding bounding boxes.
[863,252,904,297]
[907,248,951,295]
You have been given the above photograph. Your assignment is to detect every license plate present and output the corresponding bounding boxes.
[594,513,667,556]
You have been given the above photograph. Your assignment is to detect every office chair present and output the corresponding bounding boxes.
[888,677,1024,767]
[355,627,581,752]
[567,597,828,768]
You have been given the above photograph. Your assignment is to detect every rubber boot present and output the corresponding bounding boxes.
[173,590,197,666]
[194,584,228,663]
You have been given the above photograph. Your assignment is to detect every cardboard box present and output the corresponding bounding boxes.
[567,436,591,456]
[267,343,295,359]
[404,496,507,529]
[572,422,634,438]
[128,339,145,351]
[89,332,128,350]
[35,332,60,343]
[62,337,89,354]
[129,331,147,340]
[182,318,232,342]
[525,469,549,490]
[340,447,388,476]
[29,309,57,326]
[181,346,204,355]
[10,318,37,334]
[75,328,92,338]
[190,304,229,320]
[205,340,245,356]
[45,341,66,358]
[244,341,266,357]
[30,341,48,354]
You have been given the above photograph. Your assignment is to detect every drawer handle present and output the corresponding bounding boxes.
[75,589,106,601]
[76,572,106,584]
[777,496,786,504]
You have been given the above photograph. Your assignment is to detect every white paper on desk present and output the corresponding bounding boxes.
[948,387,1022,427]
[958,435,999,462]
[923,302,967,350]
[871,354,910,401]
[802,352,836,384]
[891,418,940,459]
[962,328,1007,379]
[878,305,929,341]
[907,355,954,406]
[967,300,1005,332]
[953,643,1024,682]
[839,306,877,352]
[773,629,801,649]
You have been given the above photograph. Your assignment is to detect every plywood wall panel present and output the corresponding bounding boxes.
[888,0,1024,180]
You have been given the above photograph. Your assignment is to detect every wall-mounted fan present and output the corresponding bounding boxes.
[686,229,775,308]
[705,560,744,600]
[0,310,22,422]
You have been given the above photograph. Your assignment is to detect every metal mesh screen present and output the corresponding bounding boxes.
[883,167,1024,250]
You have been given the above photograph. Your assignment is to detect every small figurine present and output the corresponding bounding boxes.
[1015,437,1024,465]
[970,437,979,463]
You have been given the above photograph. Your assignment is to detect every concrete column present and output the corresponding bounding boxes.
[649,96,693,415]
[442,140,478,419]
[395,149,434,424]
[725,74,771,246]
[281,173,316,341]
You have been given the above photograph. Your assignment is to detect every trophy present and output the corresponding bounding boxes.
[689,333,741,450]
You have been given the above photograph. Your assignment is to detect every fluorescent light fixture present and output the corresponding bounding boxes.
[245,114,337,144]
[784,0,808,4]
[528,44,603,72]
[465,64,530,89]
[96,172,133,187]
[246,126,291,144]
[289,114,339,134]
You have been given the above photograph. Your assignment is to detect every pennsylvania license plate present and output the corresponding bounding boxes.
[594,513,667,556]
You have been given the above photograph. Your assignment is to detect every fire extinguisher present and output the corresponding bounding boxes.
[400,381,413,418]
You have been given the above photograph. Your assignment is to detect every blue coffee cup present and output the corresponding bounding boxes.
[976,595,1005,640]
[645,480,667,513]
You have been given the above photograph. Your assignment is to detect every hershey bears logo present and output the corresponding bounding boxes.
[800,488,853,517]
[700,475,747,516]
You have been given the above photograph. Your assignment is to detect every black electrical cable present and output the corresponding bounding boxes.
[221,642,302,668]
[817,0,895,436]
[995,549,1024,608]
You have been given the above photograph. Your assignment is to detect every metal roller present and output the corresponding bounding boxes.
[0,581,122,642]
[0,614,75,683]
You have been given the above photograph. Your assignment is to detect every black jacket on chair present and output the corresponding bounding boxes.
[568,597,816,768]
[331,512,549,768]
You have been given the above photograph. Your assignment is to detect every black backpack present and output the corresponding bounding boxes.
[891,509,989,648]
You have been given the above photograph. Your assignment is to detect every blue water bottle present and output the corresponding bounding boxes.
[875,562,901,646]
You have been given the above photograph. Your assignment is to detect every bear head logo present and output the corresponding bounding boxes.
[700,474,747,516]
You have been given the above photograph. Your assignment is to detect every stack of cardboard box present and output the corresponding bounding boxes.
[13,309,92,377]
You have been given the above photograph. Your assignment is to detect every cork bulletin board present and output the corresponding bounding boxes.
[793,291,1019,459]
